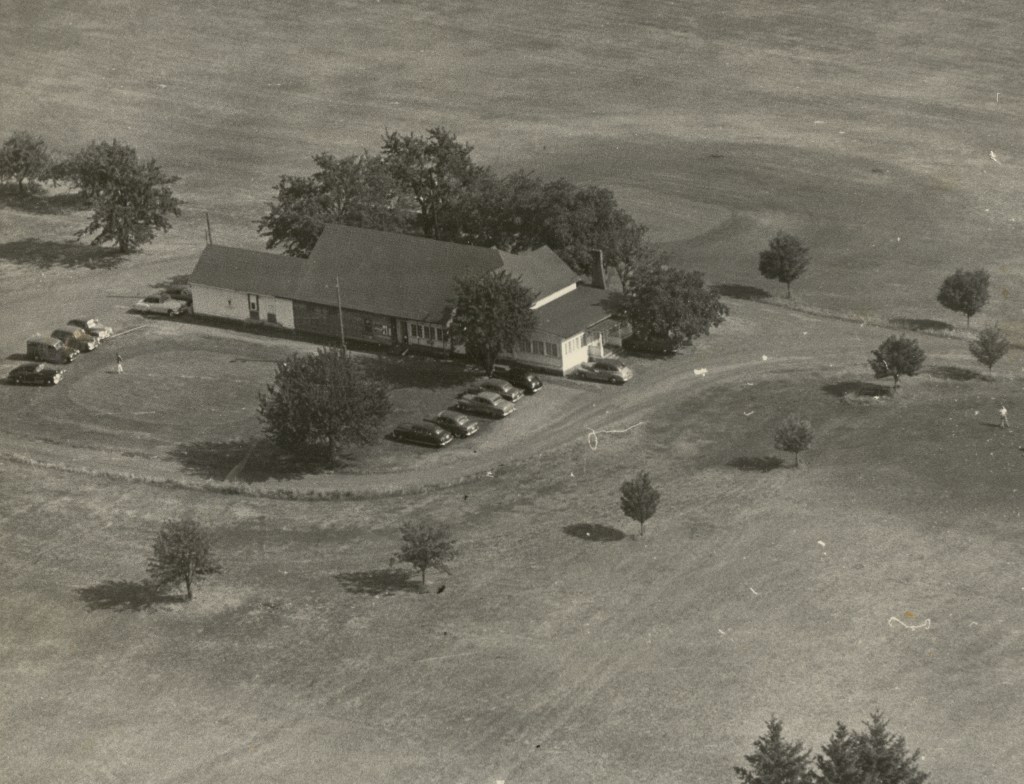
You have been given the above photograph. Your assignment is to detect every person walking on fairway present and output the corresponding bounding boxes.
[115,353,123,374]
[999,404,1009,428]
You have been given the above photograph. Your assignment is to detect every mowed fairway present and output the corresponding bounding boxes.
[3,1,1024,782]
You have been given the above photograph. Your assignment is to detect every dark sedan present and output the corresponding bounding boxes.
[491,364,544,394]
[391,422,455,448]
[7,363,65,386]
[428,410,480,438]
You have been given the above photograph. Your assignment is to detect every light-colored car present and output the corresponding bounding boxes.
[575,358,634,384]
[67,318,114,341]
[468,377,524,402]
[7,362,65,386]
[134,294,190,316]
[453,391,515,419]
[51,327,99,353]
[428,410,479,438]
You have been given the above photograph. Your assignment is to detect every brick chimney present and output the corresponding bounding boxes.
[590,249,606,290]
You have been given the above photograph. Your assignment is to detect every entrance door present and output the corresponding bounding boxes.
[247,293,260,320]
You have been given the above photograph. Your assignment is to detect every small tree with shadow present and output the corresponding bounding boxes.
[937,268,989,327]
[620,470,660,537]
[146,518,221,601]
[774,415,813,467]
[0,132,50,194]
[869,335,926,389]
[969,325,1009,377]
[735,716,815,784]
[758,231,810,298]
[394,521,457,586]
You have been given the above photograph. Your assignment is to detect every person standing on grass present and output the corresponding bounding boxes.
[999,404,1009,428]
[116,352,123,374]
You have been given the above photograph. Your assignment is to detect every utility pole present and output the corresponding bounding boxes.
[334,276,347,358]
[205,212,213,246]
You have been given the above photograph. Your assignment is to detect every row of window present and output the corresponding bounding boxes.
[410,323,444,341]
[517,339,560,358]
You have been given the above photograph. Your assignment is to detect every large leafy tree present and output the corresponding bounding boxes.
[937,268,989,326]
[869,335,926,388]
[146,518,221,601]
[257,347,392,464]
[394,521,457,586]
[380,126,485,241]
[258,152,410,257]
[758,232,810,298]
[57,140,181,253]
[449,270,536,374]
[735,717,816,784]
[0,131,50,193]
[618,260,728,348]
[620,470,660,537]
[968,325,1009,376]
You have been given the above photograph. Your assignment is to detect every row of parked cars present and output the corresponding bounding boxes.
[9,318,115,386]
[390,364,544,448]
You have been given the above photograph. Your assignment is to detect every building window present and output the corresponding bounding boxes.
[267,313,277,324]
[411,324,423,339]
[545,342,558,357]
[531,340,544,355]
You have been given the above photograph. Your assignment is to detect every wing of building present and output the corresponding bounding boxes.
[190,225,624,374]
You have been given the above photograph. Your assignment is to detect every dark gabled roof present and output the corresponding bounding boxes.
[532,284,618,339]
[499,246,578,301]
[299,225,503,322]
[191,245,303,298]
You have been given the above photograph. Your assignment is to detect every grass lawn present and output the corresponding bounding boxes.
[3,352,1024,783]
[4,1,1024,782]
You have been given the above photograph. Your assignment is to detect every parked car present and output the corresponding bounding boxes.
[574,358,634,384]
[491,364,543,394]
[26,336,78,364]
[51,327,99,353]
[467,377,523,402]
[164,284,192,303]
[428,410,479,438]
[7,362,65,386]
[453,391,515,419]
[391,422,455,448]
[622,333,681,356]
[67,318,114,341]
[133,294,190,316]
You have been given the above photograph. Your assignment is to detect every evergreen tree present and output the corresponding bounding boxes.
[850,713,929,784]
[816,723,863,784]
[735,717,815,784]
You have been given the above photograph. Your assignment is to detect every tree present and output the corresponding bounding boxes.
[0,132,50,193]
[845,713,929,784]
[617,260,728,347]
[258,152,410,257]
[146,518,221,600]
[380,126,485,241]
[257,347,392,464]
[394,521,457,585]
[758,232,810,298]
[735,717,815,784]
[619,470,660,537]
[968,324,1009,376]
[937,268,989,326]
[449,270,536,374]
[815,723,862,784]
[774,415,813,467]
[869,335,926,388]
[58,140,181,253]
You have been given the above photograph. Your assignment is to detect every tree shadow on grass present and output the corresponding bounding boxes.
[712,283,771,301]
[563,523,626,542]
[926,365,985,382]
[822,380,892,398]
[334,569,422,594]
[889,317,953,333]
[0,238,123,270]
[0,183,87,214]
[76,580,185,611]
[727,455,785,472]
[171,438,333,482]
